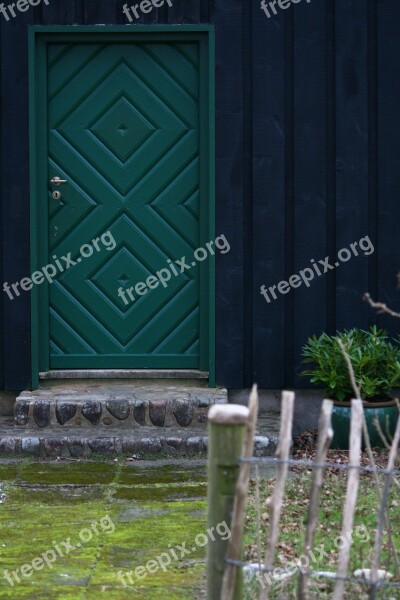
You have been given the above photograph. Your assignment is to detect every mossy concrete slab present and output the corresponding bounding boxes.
[0,459,207,598]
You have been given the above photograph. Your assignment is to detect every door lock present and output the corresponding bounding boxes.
[52,190,62,200]
[50,177,67,185]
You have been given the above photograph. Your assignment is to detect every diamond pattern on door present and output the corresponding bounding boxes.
[47,42,202,368]
[90,95,157,163]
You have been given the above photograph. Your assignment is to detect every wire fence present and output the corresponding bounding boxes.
[232,457,400,598]
[208,388,400,600]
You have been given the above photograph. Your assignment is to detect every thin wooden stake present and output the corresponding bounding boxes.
[259,390,295,600]
[297,399,333,600]
[221,384,259,600]
[338,336,400,577]
[369,414,400,599]
[332,399,363,600]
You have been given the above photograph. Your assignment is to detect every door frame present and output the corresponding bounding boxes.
[29,25,215,389]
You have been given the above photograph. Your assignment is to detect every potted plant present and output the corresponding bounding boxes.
[301,326,400,449]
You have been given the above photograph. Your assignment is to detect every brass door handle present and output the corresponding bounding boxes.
[50,177,67,185]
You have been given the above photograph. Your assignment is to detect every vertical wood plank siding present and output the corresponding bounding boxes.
[1,0,399,389]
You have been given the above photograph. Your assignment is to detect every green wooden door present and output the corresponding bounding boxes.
[46,40,208,369]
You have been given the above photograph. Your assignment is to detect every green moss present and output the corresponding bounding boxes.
[5,485,107,505]
[118,463,206,486]
[0,463,19,481]
[1,585,89,599]
[85,584,204,599]
[112,483,207,501]
[18,462,117,485]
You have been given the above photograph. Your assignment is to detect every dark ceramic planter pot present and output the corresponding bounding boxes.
[331,399,399,450]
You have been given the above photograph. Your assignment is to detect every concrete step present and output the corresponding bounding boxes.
[39,369,209,380]
[14,381,227,429]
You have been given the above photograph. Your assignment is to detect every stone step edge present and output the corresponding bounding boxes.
[0,434,274,459]
[14,395,227,429]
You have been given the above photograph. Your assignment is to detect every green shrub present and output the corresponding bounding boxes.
[300,326,400,401]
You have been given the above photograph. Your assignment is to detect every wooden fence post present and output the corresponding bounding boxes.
[221,384,259,600]
[207,404,249,600]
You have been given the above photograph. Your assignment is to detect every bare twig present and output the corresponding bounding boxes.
[373,417,392,451]
[363,293,400,319]
[337,338,361,399]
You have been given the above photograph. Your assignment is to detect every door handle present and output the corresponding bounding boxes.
[50,177,67,185]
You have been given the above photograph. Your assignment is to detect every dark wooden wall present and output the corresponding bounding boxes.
[1,0,400,391]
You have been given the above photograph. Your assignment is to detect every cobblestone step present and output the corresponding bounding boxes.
[3,383,281,458]
[0,419,276,458]
[14,382,227,429]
